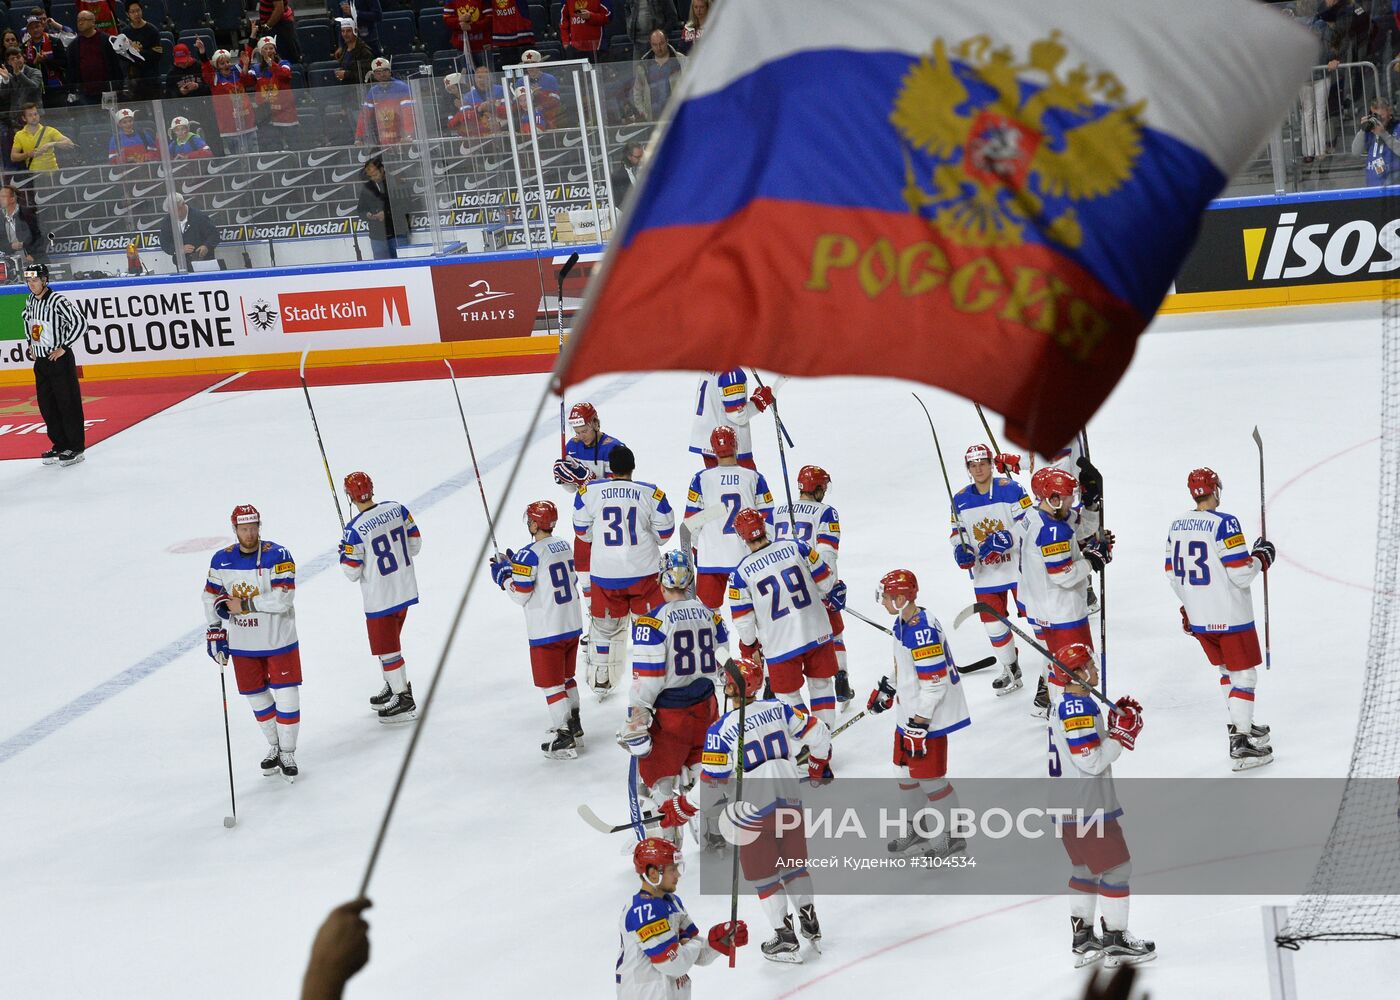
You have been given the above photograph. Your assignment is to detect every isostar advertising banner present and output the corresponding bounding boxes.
[1174,190,1399,295]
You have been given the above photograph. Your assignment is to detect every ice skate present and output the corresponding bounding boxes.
[1229,729,1273,771]
[835,669,854,711]
[569,707,585,745]
[1099,921,1156,967]
[1031,676,1050,719]
[1087,582,1100,616]
[918,835,967,861]
[797,903,822,953]
[277,749,298,784]
[1071,916,1104,968]
[761,915,803,964]
[260,745,281,777]
[992,658,1023,696]
[369,682,393,712]
[887,830,934,856]
[40,449,59,466]
[542,727,579,760]
[377,688,417,725]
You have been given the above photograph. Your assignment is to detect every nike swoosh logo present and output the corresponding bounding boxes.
[63,206,95,220]
[459,175,492,191]
[279,170,314,186]
[230,176,257,191]
[613,125,649,143]
[105,166,140,183]
[407,146,422,160]
[207,158,237,174]
[235,210,264,224]
[286,205,318,220]
[331,166,362,182]
[336,205,357,218]
[484,157,511,171]
[539,150,570,167]
[181,177,215,192]
[567,168,588,182]
[562,134,584,147]
[59,170,92,185]
[83,187,109,202]
[35,190,65,206]
[307,150,338,166]
[131,181,164,197]
[261,190,293,206]
[256,155,290,171]
[211,193,242,209]
[311,187,340,202]
[410,182,425,196]
[89,218,125,234]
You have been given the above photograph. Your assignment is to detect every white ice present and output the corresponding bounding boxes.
[2,303,1394,998]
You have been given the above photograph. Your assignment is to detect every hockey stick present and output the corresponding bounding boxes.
[1080,428,1107,696]
[1253,426,1272,670]
[556,252,580,457]
[299,349,345,530]
[444,359,500,551]
[973,402,1003,456]
[722,657,747,968]
[911,394,974,579]
[750,370,795,448]
[678,501,730,553]
[577,802,664,834]
[765,381,799,538]
[218,667,237,829]
[953,602,1117,709]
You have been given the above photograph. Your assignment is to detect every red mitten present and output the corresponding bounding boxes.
[1108,697,1144,751]
[658,794,698,830]
[750,385,774,412]
[708,920,748,956]
[993,452,1022,475]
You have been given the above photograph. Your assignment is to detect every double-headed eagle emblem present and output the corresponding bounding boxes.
[891,31,1145,250]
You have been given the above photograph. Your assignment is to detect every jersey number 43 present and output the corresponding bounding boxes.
[1170,540,1211,586]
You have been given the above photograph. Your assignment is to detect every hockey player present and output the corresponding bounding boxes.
[728,508,839,734]
[553,401,627,492]
[615,837,748,997]
[202,504,302,782]
[339,471,422,724]
[1165,467,1275,770]
[618,550,728,845]
[688,369,774,469]
[684,427,775,609]
[867,568,971,860]
[1048,643,1155,968]
[574,445,675,698]
[1018,467,1114,717]
[773,465,854,708]
[1044,434,1107,615]
[491,499,585,758]
[951,444,1033,696]
[656,659,831,963]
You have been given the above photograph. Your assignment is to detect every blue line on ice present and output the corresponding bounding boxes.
[0,373,642,764]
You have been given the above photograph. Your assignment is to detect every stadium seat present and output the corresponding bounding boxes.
[417,9,446,56]
[432,49,461,79]
[158,31,175,75]
[207,0,243,34]
[177,27,215,58]
[393,53,425,78]
[51,2,78,30]
[528,4,551,40]
[166,0,208,32]
[295,21,335,64]
[379,10,415,56]
[306,59,342,89]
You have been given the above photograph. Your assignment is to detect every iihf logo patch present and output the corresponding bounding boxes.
[246,298,277,332]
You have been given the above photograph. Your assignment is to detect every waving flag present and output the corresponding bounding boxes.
[559,0,1313,453]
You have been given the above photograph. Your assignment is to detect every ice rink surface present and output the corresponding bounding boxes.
[3,303,1394,997]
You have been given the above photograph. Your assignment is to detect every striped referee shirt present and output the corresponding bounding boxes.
[22,286,85,360]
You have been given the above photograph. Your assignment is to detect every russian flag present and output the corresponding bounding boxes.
[560,0,1313,453]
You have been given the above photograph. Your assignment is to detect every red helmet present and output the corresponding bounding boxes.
[1052,642,1096,684]
[797,465,830,494]
[965,444,992,466]
[1031,467,1078,503]
[525,499,558,532]
[733,507,768,542]
[709,426,737,458]
[633,836,681,876]
[878,568,918,603]
[567,402,598,430]
[344,471,373,504]
[725,657,765,698]
[1187,467,1221,500]
[230,503,260,526]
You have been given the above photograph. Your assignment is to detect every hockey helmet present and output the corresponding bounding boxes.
[797,465,830,494]
[709,426,737,459]
[1187,467,1221,500]
[525,499,558,532]
[1052,642,1097,686]
[659,549,695,591]
[567,402,598,430]
[733,507,768,543]
[230,503,260,526]
[1031,467,1078,504]
[877,568,918,605]
[633,837,683,880]
[724,658,764,699]
[23,263,49,283]
[965,444,993,467]
[344,471,374,504]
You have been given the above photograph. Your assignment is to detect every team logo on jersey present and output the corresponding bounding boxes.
[1018,496,1033,509]
[274,561,294,574]
[1063,714,1095,731]
[652,488,666,501]
[246,298,278,332]
[687,490,700,503]
[911,643,944,661]
[721,382,746,397]
[230,581,259,599]
[701,751,728,767]
[635,616,662,631]
[636,917,671,941]
[1041,540,1072,557]
[1223,533,1245,549]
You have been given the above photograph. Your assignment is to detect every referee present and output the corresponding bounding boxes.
[23,264,87,467]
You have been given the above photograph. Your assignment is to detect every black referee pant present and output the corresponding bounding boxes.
[34,350,85,454]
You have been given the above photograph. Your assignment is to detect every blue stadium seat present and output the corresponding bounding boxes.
[166,0,208,32]
[207,0,243,34]
[417,9,446,56]
[306,59,342,89]
[51,2,78,30]
[295,21,335,64]
[432,49,461,79]
[177,27,215,58]
[158,31,175,75]
[393,53,425,78]
[379,10,415,56]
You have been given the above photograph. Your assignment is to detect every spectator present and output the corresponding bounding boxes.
[165,41,212,107]
[156,193,220,268]
[333,19,375,85]
[489,0,535,67]
[22,262,88,467]
[445,1,490,64]
[0,46,45,120]
[611,140,642,206]
[631,29,684,119]
[355,57,414,145]
[301,899,372,1000]
[23,16,68,106]
[250,36,298,151]
[108,106,158,162]
[0,183,47,264]
[520,49,558,94]
[256,0,302,65]
[1352,98,1400,183]
[1299,5,1332,163]
[168,115,212,158]
[11,102,74,170]
[2,30,22,55]
[121,1,162,101]
[336,0,381,49]
[77,0,120,37]
[202,47,259,154]
[680,0,708,51]
[444,71,495,136]
[511,81,560,132]
[630,0,676,40]
[29,7,75,37]
[357,156,397,259]
[66,11,125,106]
[560,0,609,61]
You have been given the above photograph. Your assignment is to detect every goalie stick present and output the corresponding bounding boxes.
[953,602,1118,710]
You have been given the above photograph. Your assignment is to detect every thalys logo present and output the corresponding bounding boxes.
[1241,212,1400,283]
[891,31,1144,250]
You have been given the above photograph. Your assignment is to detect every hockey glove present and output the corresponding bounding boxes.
[978,529,1014,561]
[489,551,514,589]
[707,920,749,957]
[807,751,834,787]
[739,640,762,663]
[867,675,897,714]
[213,593,232,620]
[822,580,848,612]
[900,719,929,759]
[749,385,774,412]
[994,452,1022,475]
[1252,537,1276,570]
[1108,697,1144,751]
[617,708,653,757]
[206,624,229,666]
[659,793,699,829]
[1180,606,1193,636]
[552,456,592,488]
[1077,456,1105,509]
[1082,532,1114,572]
[953,543,976,570]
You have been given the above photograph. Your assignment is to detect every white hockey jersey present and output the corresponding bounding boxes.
[698,698,831,814]
[203,541,298,656]
[574,479,676,589]
[951,476,1032,594]
[891,609,971,738]
[1164,508,1261,634]
[729,539,834,663]
[1016,508,1092,630]
[340,501,422,617]
[615,890,717,1000]
[631,598,730,712]
[684,466,774,575]
[1048,693,1123,826]
[689,370,758,462]
[506,535,584,645]
[772,499,841,581]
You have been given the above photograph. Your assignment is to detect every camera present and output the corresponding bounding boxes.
[1362,114,1381,131]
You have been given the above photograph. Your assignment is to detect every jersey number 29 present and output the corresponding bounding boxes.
[755,566,813,620]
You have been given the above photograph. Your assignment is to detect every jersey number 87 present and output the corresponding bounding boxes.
[372,526,414,575]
